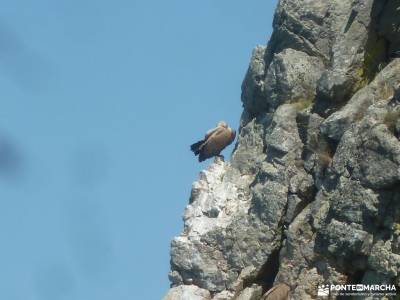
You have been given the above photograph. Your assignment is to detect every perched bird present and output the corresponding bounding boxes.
[190,121,236,162]
[262,283,290,300]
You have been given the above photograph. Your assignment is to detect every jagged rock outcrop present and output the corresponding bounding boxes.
[165,0,400,299]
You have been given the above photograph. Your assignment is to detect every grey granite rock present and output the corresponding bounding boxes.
[241,46,268,117]
[242,44,323,117]
[235,284,262,300]
[163,285,211,300]
[231,115,269,175]
[165,0,400,299]
[316,0,377,108]
[262,49,323,112]
[266,0,351,62]
[321,59,400,141]
[211,290,235,300]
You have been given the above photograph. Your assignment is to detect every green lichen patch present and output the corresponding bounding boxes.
[290,97,314,112]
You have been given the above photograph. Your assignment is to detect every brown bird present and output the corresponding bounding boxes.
[262,283,290,300]
[190,121,236,162]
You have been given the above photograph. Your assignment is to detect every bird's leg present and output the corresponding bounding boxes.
[214,155,225,163]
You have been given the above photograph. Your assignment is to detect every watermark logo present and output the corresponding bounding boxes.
[317,285,329,297]
[317,283,397,297]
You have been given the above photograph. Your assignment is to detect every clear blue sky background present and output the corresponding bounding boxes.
[0,1,277,299]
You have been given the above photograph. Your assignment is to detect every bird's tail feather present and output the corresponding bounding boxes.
[199,153,206,162]
[190,140,204,155]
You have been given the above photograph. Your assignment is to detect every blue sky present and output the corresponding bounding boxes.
[0,1,277,299]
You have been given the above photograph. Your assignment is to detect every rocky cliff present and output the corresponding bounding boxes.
[165,0,400,299]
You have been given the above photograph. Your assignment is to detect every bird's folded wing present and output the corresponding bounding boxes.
[201,128,230,155]
[204,126,221,139]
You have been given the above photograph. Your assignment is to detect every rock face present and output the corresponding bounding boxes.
[166,0,400,299]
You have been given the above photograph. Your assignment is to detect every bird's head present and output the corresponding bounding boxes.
[217,121,228,128]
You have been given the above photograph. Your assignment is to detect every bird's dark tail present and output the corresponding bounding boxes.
[198,152,206,162]
[190,140,204,155]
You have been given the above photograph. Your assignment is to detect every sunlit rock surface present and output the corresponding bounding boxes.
[165,0,400,298]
